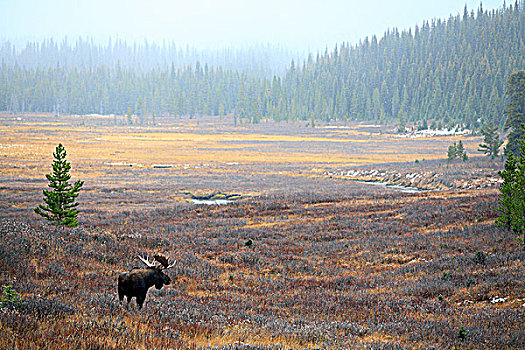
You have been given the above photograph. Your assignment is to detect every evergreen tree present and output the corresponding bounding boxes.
[448,140,468,162]
[447,142,457,162]
[496,137,525,250]
[34,144,84,227]
[397,111,406,132]
[478,120,504,158]
[504,71,525,155]
[234,81,250,122]
[456,140,465,158]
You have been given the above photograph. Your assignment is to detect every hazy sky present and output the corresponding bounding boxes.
[0,0,506,50]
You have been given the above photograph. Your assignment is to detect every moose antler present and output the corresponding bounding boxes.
[154,253,176,269]
[138,255,156,268]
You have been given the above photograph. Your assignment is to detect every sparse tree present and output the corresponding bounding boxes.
[496,136,525,250]
[34,144,84,227]
[478,120,504,159]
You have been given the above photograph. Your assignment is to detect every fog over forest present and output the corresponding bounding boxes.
[1,0,504,51]
[1,1,523,131]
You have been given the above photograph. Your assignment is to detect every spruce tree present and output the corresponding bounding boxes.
[503,71,525,155]
[448,141,468,162]
[478,120,504,159]
[447,142,457,162]
[496,137,525,250]
[455,140,465,158]
[34,144,84,227]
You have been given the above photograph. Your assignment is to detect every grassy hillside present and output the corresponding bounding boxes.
[0,114,523,349]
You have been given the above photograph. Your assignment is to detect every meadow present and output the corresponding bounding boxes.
[0,113,523,349]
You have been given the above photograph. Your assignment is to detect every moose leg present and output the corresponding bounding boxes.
[136,294,146,309]
[118,287,124,302]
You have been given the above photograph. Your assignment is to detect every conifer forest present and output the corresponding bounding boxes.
[1,2,524,129]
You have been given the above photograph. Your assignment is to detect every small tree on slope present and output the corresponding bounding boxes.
[478,120,504,159]
[34,144,84,227]
[496,136,525,250]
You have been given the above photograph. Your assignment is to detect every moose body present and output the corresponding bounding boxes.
[118,255,175,308]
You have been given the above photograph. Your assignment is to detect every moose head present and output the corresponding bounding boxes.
[117,253,176,308]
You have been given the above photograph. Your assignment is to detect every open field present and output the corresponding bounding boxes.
[0,113,523,349]
[0,113,492,214]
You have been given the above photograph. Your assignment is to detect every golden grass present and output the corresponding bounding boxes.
[0,125,479,213]
[0,115,482,182]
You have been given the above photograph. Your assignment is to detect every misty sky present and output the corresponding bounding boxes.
[0,0,505,50]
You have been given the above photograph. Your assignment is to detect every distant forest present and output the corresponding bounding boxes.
[1,1,524,129]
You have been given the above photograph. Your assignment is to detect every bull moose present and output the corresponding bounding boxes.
[118,254,175,308]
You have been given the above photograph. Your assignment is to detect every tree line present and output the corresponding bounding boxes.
[278,1,525,129]
[0,2,524,129]
[0,39,297,77]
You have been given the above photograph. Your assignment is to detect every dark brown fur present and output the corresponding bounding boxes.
[118,267,171,308]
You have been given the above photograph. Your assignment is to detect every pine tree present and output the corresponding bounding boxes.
[478,120,504,159]
[34,144,84,227]
[456,140,465,158]
[496,136,525,250]
[234,81,250,122]
[504,71,525,155]
[448,140,468,162]
[397,110,406,133]
[447,142,457,162]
